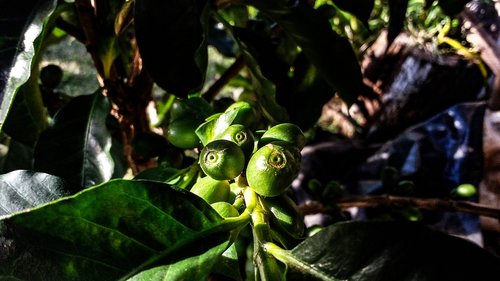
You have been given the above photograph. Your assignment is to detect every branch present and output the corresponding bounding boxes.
[300,195,500,220]
[203,55,246,101]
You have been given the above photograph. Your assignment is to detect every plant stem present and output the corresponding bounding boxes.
[203,55,246,101]
[245,190,286,281]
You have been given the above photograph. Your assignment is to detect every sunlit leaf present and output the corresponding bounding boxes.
[0,0,57,131]
[0,170,79,216]
[34,92,114,188]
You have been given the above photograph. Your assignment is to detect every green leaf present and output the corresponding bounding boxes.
[34,92,114,188]
[134,0,211,97]
[196,109,239,146]
[0,179,242,281]
[0,0,57,132]
[272,221,500,280]
[0,170,79,216]
[240,0,363,106]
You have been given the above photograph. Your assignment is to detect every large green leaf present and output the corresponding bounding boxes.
[34,92,114,188]
[276,221,500,280]
[0,170,79,216]
[240,0,363,106]
[134,0,211,97]
[0,179,241,281]
[0,0,57,132]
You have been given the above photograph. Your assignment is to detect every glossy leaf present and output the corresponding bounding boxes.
[241,0,363,106]
[331,0,375,26]
[195,106,241,145]
[279,221,500,280]
[0,0,57,131]
[134,0,211,97]
[34,93,114,188]
[0,179,241,281]
[0,170,79,216]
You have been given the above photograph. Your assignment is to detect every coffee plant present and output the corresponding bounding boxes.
[0,0,499,280]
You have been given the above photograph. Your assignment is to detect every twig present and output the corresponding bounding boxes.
[203,55,246,101]
[300,195,500,220]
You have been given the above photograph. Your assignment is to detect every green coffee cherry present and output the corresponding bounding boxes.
[170,97,212,122]
[265,194,305,239]
[210,202,240,218]
[246,141,301,197]
[259,123,306,149]
[157,147,184,169]
[199,139,245,180]
[454,184,477,198]
[217,124,255,160]
[190,176,230,204]
[166,119,201,149]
